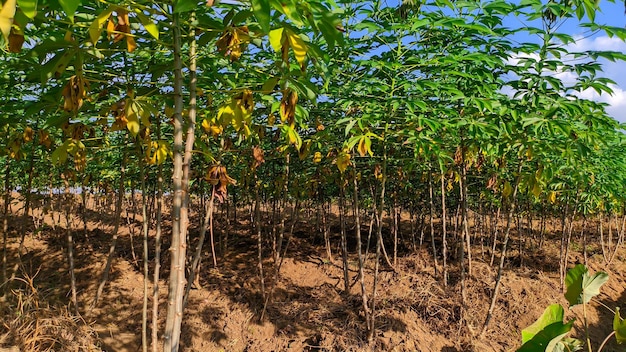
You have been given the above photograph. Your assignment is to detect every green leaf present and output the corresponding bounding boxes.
[174,0,197,13]
[135,11,159,40]
[614,307,626,344]
[261,76,279,94]
[564,264,608,307]
[17,0,37,19]
[518,305,575,352]
[522,304,565,344]
[251,0,270,33]
[58,0,80,21]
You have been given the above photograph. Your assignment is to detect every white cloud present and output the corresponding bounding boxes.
[504,36,626,123]
[576,84,626,123]
[568,35,626,123]
[567,35,626,53]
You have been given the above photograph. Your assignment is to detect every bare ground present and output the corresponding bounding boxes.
[1,194,625,352]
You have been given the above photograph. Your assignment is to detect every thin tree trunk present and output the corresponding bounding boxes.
[489,206,501,266]
[184,186,215,308]
[368,146,388,342]
[255,174,266,304]
[126,192,138,265]
[582,217,588,267]
[539,213,546,250]
[163,11,195,351]
[22,144,36,239]
[440,173,448,287]
[393,193,398,268]
[608,213,625,264]
[2,159,10,293]
[600,213,608,264]
[339,174,350,295]
[353,170,371,335]
[481,162,523,336]
[275,154,290,264]
[81,187,87,237]
[428,171,438,277]
[562,211,576,279]
[91,156,125,310]
[559,199,571,289]
[368,200,383,343]
[140,150,149,352]
[64,178,78,315]
[459,163,470,308]
[151,150,163,352]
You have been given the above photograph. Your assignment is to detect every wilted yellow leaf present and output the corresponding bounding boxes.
[89,8,113,44]
[548,191,557,204]
[313,151,322,163]
[8,28,24,52]
[126,101,140,136]
[286,30,308,66]
[357,136,373,157]
[135,11,159,40]
[531,182,541,198]
[336,151,351,173]
[502,181,512,198]
[286,125,301,149]
[268,28,284,52]
[149,140,170,165]
[217,101,236,125]
[23,127,34,142]
[0,0,16,43]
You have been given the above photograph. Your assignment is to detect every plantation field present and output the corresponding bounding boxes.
[3,0,626,351]
[1,194,625,351]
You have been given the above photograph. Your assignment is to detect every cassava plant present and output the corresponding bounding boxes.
[517,264,625,352]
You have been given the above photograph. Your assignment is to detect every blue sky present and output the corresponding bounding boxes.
[571,1,626,123]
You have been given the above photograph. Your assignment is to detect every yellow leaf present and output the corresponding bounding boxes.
[286,125,301,149]
[231,105,244,132]
[126,34,137,52]
[298,140,311,160]
[242,124,251,137]
[526,146,533,160]
[502,181,513,198]
[286,30,308,66]
[357,136,373,157]
[151,140,170,165]
[51,139,72,165]
[137,101,151,127]
[313,151,322,163]
[532,182,541,198]
[165,106,174,118]
[336,151,351,173]
[135,11,159,40]
[548,191,557,204]
[217,102,236,125]
[201,118,211,132]
[268,28,284,52]
[23,127,33,142]
[126,101,140,136]
[0,0,16,43]
[89,8,113,44]
[106,16,115,38]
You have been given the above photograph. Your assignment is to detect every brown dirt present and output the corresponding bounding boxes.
[1,194,625,352]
